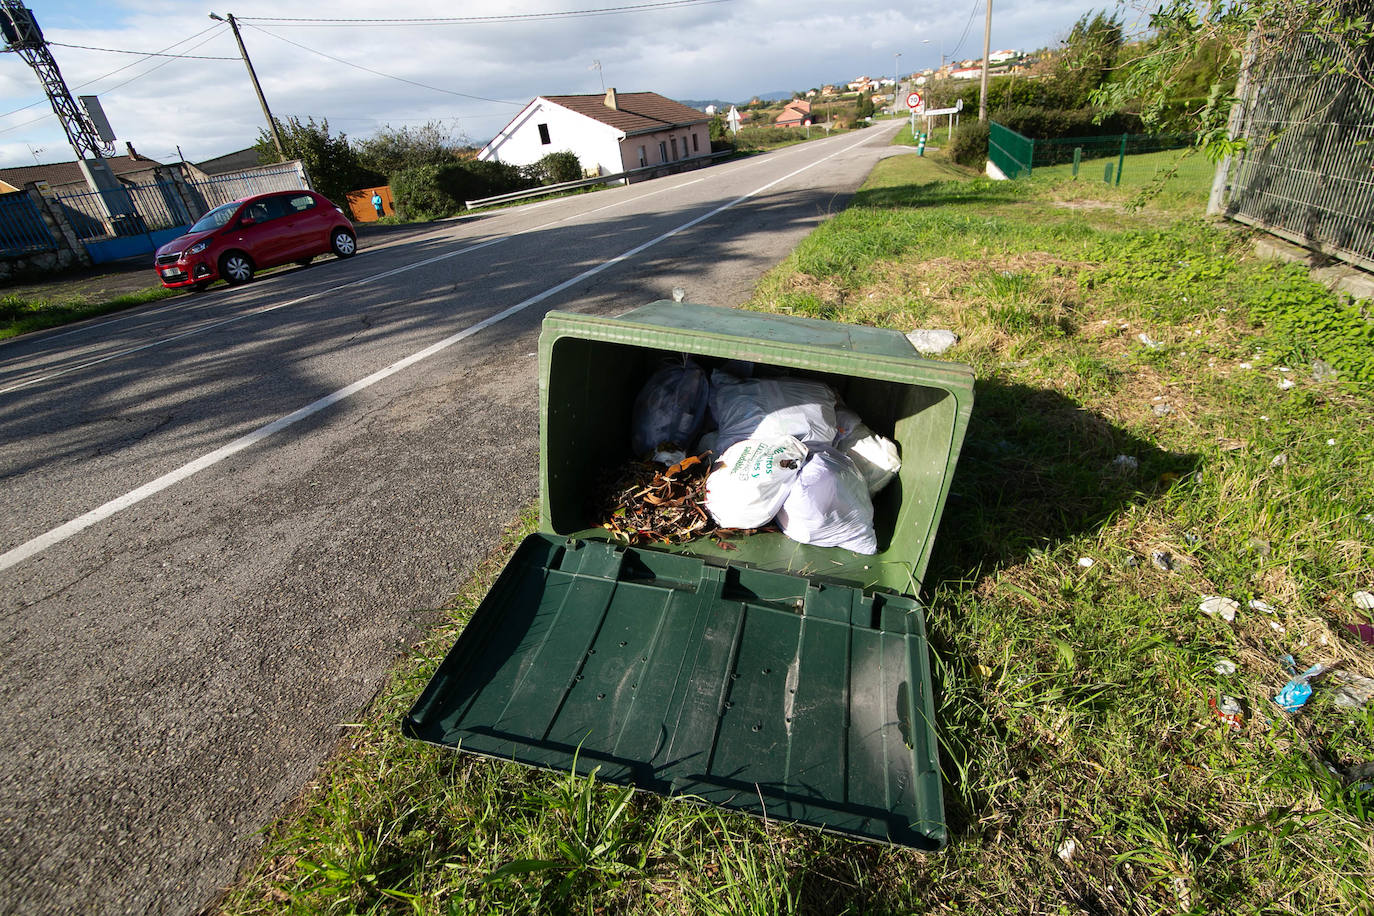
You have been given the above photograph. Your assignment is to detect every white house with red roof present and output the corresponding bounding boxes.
[479,89,711,180]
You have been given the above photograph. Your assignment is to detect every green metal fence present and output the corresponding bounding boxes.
[989,123,1196,183]
[988,122,1033,179]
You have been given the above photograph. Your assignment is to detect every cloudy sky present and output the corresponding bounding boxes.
[0,0,1127,168]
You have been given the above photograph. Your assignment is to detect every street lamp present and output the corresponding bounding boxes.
[923,37,944,74]
[892,51,902,113]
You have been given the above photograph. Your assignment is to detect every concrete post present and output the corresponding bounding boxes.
[25,181,91,267]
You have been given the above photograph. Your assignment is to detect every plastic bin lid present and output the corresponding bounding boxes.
[404,534,946,849]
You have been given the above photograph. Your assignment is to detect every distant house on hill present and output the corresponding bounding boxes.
[775,99,811,127]
[479,89,711,179]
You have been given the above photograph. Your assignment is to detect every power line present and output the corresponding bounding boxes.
[0,28,228,137]
[46,40,236,60]
[0,25,226,121]
[237,0,731,26]
[947,0,984,61]
[243,23,523,106]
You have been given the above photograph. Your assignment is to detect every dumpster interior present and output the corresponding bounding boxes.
[544,333,962,596]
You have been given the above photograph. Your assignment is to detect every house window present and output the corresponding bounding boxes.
[692,133,699,153]
[638,146,647,167]
[659,141,668,162]
[537,123,551,145]
[670,137,678,160]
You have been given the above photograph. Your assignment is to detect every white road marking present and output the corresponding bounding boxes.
[0,130,880,572]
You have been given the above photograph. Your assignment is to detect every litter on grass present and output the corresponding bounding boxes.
[1332,672,1374,710]
[906,328,959,355]
[1211,695,1244,730]
[1274,655,1325,712]
[1215,658,1237,676]
[1249,599,1275,614]
[1199,596,1239,623]
[1077,557,1094,568]
[1354,591,1374,611]
[1055,838,1077,863]
[1111,454,1138,473]
[1151,550,1178,572]
[1345,623,1374,645]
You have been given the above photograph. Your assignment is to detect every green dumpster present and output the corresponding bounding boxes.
[404,302,974,849]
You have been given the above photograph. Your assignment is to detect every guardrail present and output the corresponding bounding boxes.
[465,151,734,211]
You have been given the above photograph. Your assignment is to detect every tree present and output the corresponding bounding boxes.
[855,92,875,119]
[1093,0,1373,157]
[1048,10,1124,108]
[254,116,381,207]
[355,121,465,179]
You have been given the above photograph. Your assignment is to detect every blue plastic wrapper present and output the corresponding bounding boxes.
[631,358,710,457]
[1274,679,1314,712]
[1273,656,1324,712]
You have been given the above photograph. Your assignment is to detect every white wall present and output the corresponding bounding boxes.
[479,99,624,178]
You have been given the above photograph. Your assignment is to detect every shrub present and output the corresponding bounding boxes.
[389,164,459,221]
[949,120,990,169]
[993,106,1143,139]
[522,150,582,185]
[437,159,532,202]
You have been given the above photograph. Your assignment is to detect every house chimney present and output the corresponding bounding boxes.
[604,87,618,110]
[125,141,140,160]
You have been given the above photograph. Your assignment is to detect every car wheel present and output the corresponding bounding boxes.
[296,257,313,267]
[219,252,254,285]
[330,229,357,258]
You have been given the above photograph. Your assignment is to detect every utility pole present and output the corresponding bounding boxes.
[210,12,285,158]
[978,0,992,121]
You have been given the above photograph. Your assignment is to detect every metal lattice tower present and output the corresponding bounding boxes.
[0,2,113,158]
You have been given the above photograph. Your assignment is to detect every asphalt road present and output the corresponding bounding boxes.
[0,121,905,914]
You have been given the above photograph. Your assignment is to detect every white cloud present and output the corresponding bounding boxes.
[0,0,1107,168]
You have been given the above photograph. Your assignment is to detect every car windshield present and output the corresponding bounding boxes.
[188,201,241,234]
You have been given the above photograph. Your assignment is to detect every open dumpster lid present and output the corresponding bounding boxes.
[404,534,946,849]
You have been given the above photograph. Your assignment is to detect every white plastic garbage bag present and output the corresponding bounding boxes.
[704,437,808,529]
[833,404,901,495]
[631,358,710,457]
[709,370,837,453]
[777,447,878,553]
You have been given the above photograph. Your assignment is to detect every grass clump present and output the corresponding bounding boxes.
[0,285,175,340]
[220,149,1374,915]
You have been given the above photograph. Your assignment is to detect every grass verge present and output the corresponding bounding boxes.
[220,149,1374,915]
[0,284,175,340]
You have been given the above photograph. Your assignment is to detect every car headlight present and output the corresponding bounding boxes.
[188,241,209,254]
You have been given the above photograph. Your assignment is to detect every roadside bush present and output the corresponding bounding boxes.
[389,163,458,221]
[437,159,532,203]
[993,106,1143,140]
[522,150,582,185]
[949,120,989,169]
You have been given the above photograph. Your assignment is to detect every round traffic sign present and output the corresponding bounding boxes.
[906,91,923,110]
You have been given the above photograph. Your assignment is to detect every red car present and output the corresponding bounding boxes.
[153,190,357,290]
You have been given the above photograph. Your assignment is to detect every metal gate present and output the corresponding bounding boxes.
[53,161,310,264]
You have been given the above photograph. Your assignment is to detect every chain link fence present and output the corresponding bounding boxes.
[1212,29,1374,273]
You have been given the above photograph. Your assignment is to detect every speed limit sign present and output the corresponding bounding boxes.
[906,91,924,110]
